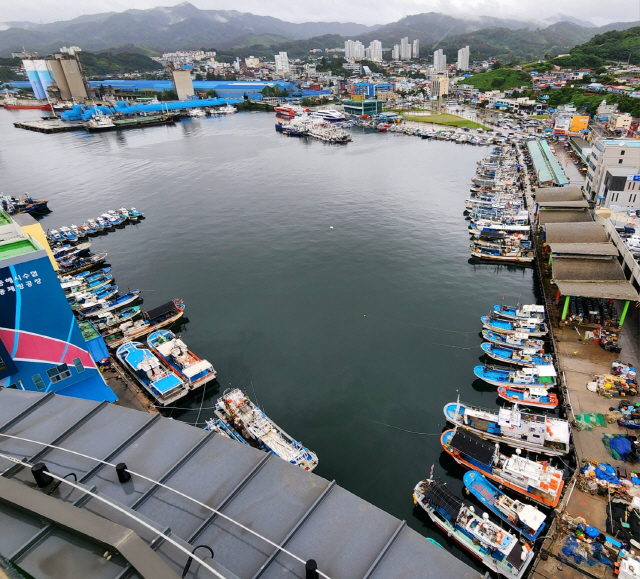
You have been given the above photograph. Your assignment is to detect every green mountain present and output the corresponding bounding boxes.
[464,68,532,91]
[79,51,163,76]
[552,26,640,68]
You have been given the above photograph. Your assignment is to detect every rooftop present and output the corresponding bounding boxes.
[538,209,593,224]
[535,187,584,203]
[0,389,476,579]
[544,222,610,244]
[527,140,569,187]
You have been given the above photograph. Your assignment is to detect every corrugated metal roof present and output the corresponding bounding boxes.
[548,243,619,256]
[538,200,589,209]
[0,389,477,579]
[553,257,627,281]
[544,222,609,244]
[554,281,640,301]
[535,187,584,203]
[538,209,593,224]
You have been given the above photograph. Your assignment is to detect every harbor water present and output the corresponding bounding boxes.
[1,109,538,569]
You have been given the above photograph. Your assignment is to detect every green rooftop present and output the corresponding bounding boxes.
[78,320,100,341]
[0,238,39,260]
[0,210,11,227]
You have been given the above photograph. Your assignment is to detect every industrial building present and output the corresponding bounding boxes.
[0,211,116,402]
[0,388,477,579]
[22,51,91,102]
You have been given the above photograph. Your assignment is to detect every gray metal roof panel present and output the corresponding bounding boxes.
[136,433,267,539]
[193,455,331,578]
[0,503,46,556]
[538,200,589,208]
[544,222,609,244]
[548,243,619,256]
[0,388,51,429]
[535,187,584,202]
[538,209,593,224]
[367,525,479,579]
[83,418,208,507]
[552,257,627,281]
[259,486,401,579]
[555,280,640,301]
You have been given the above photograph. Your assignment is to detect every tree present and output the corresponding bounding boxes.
[492,60,503,70]
[195,73,203,81]
[206,89,218,98]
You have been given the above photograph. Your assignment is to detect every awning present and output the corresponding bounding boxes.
[555,280,639,301]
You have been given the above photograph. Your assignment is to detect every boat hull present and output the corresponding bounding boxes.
[497,387,558,409]
[4,102,53,110]
[441,431,563,507]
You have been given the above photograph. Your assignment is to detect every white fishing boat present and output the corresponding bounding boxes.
[443,398,570,456]
[86,110,116,131]
[210,388,318,470]
[187,108,205,117]
[414,475,534,578]
[216,104,237,114]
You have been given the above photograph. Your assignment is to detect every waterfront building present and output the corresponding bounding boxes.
[343,99,384,116]
[368,40,383,62]
[412,39,420,59]
[457,46,470,71]
[586,138,640,205]
[275,52,290,75]
[434,49,447,72]
[0,211,116,402]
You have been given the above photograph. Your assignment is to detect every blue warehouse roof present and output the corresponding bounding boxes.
[0,389,477,579]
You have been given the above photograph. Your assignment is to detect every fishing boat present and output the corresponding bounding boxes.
[274,104,305,117]
[81,222,98,235]
[481,343,552,367]
[57,253,108,276]
[470,244,535,263]
[87,218,104,233]
[58,226,78,243]
[497,386,558,409]
[63,273,114,296]
[211,388,318,471]
[481,330,544,351]
[54,244,92,263]
[103,299,186,350]
[474,364,557,388]
[94,306,142,331]
[215,104,237,114]
[118,208,137,222]
[493,304,545,321]
[70,285,119,310]
[79,290,141,318]
[129,207,143,220]
[481,315,548,337]
[441,429,565,507]
[116,341,190,406]
[443,399,570,456]
[187,108,205,118]
[413,475,534,578]
[0,194,49,216]
[463,472,546,542]
[204,417,249,445]
[147,326,216,387]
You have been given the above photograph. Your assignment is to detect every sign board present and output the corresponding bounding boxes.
[627,175,640,182]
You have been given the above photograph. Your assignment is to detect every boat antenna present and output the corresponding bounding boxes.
[455,390,460,421]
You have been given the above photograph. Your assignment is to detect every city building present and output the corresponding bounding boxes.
[400,37,412,61]
[412,39,420,59]
[430,75,450,98]
[457,46,470,71]
[608,113,633,132]
[0,211,116,402]
[392,45,400,61]
[274,52,290,75]
[596,99,619,120]
[599,168,640,209]
[433,49,447,73]
[244,56,260,68]
[367,40,383,62]
[586,138,640,204]
[553,113,589,136]
[344,40,365,61]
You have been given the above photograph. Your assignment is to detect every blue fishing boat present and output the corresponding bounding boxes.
[474,364,557,388]
[148,327,216,387]
[129,207,143,219]
[94,306,142,331]
[463,472,546,541]
[481,343,553,367]
[79,289,141,317]
[116,341,189,406]
[70,285,119,309]
[58,226,78,243]
[481,315,548,337]
[493,304,545,321]
[81,222,98,235]
[481,329,544,351]
[57,253,108,276]
[58,267,110,283]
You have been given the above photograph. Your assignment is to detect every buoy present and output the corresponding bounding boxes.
[330,226,333,229]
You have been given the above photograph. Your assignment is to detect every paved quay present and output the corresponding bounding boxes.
[517,146,640,579]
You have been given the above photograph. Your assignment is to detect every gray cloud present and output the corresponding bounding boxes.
[2,0,639,27]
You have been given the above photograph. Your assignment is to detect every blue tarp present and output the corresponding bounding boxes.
[585,462,622,485]
[85,333,109,365]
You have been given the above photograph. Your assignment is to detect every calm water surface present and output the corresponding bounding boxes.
[0,109,538,568]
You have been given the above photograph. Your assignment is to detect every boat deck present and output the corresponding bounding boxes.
[14,119,85,133]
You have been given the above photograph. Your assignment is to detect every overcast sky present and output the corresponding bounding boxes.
[3,0,640,27]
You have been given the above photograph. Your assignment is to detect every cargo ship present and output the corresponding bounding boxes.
[2,91,52,111]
